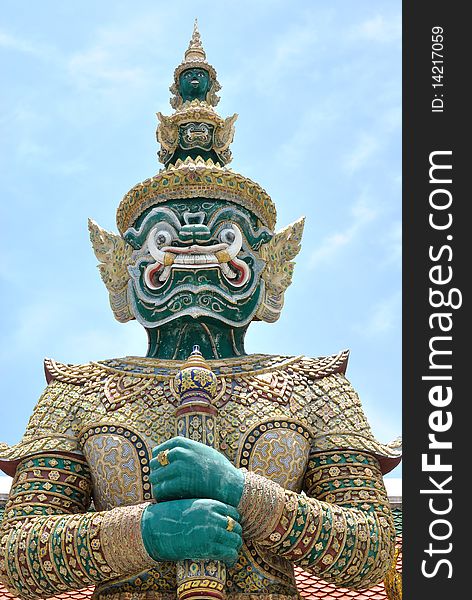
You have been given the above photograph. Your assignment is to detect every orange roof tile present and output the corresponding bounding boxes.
[1,580,391,600]
[295,568,388,599]
[0,587,94,600]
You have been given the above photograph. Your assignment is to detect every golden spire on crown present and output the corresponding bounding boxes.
[184,19,206,62]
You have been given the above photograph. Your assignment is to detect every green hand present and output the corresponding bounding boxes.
[141,498,242,565]
[150,437,245,507]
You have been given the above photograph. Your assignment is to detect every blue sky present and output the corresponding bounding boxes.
[0,1,401,479]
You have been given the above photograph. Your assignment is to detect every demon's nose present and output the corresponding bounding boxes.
[180,212,211,244]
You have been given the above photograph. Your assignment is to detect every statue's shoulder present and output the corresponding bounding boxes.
[290,349,350,380]
[43,352,351,383]
[44,357,103,386]
[0,357,102,471]
[289,350,402,474]
[0,356,130,470]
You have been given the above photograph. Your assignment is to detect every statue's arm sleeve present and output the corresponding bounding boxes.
[238,449,395,590]
[0,452,157,600]
[0,378,160,600]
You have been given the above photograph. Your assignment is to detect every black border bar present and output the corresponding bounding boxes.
[403,2,466,597]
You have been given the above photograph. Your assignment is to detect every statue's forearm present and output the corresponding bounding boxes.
[238,451,395,590]
[0,455,155,600]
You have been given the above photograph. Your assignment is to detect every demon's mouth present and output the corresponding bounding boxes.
[143,224,250,290]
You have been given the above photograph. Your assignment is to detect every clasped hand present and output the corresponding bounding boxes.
[141,437,245,565]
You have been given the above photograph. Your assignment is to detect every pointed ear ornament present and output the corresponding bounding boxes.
[255,217,305,323]
[88,219,134,323]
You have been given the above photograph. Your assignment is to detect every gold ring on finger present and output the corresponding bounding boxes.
[157,449,170,467]
[226,516,236,532]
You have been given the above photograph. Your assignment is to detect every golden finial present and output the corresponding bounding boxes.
[182,345,211,370]
[184,19,206,62]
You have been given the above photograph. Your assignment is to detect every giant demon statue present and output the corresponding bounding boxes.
[0,22,401,600]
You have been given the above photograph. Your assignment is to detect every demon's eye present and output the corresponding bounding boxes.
[154,230,172,247]
[146,224,178,262]
[219,227,236,245]
[147,224,175,250]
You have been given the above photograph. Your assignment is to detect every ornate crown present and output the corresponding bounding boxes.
[116,156,277,235]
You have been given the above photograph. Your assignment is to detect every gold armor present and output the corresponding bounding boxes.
[0,351,401,599]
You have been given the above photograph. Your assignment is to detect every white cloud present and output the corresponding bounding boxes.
[309,194,377,268]
[68,47,146,91]
[384,477,402,497]
[2,18,165,117]
[344,133,379,174]
[53,158,88,176]
[343,105,401,174]
[0,298,147,366]
[383,221,402,266]
[0,102,52,169]
[16,139,50,160]
[354,291,401,337]
[352,14,401,43]
[225,13,328,99]
[0,300,64,360]
[273,24,319,67]
[278,103,338,165]
[65,16,169,95]
[62,324,147,363]
[0,30,49,57]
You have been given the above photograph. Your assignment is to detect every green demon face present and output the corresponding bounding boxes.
[178,68,211,102]
[123,199,272,328]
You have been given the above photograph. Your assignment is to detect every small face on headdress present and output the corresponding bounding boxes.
[170,21,221,108]
[179,68,211,103]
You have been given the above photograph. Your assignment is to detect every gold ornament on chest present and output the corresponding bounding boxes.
[96,364,295,414]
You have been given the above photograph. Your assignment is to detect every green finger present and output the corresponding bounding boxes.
[229,521,243,538]
[217,528,243,550]
[213,543,240,566]
[149,464,179,485]
[214,513,243,539]
[212,502,240,522]
[152,436,193,456]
